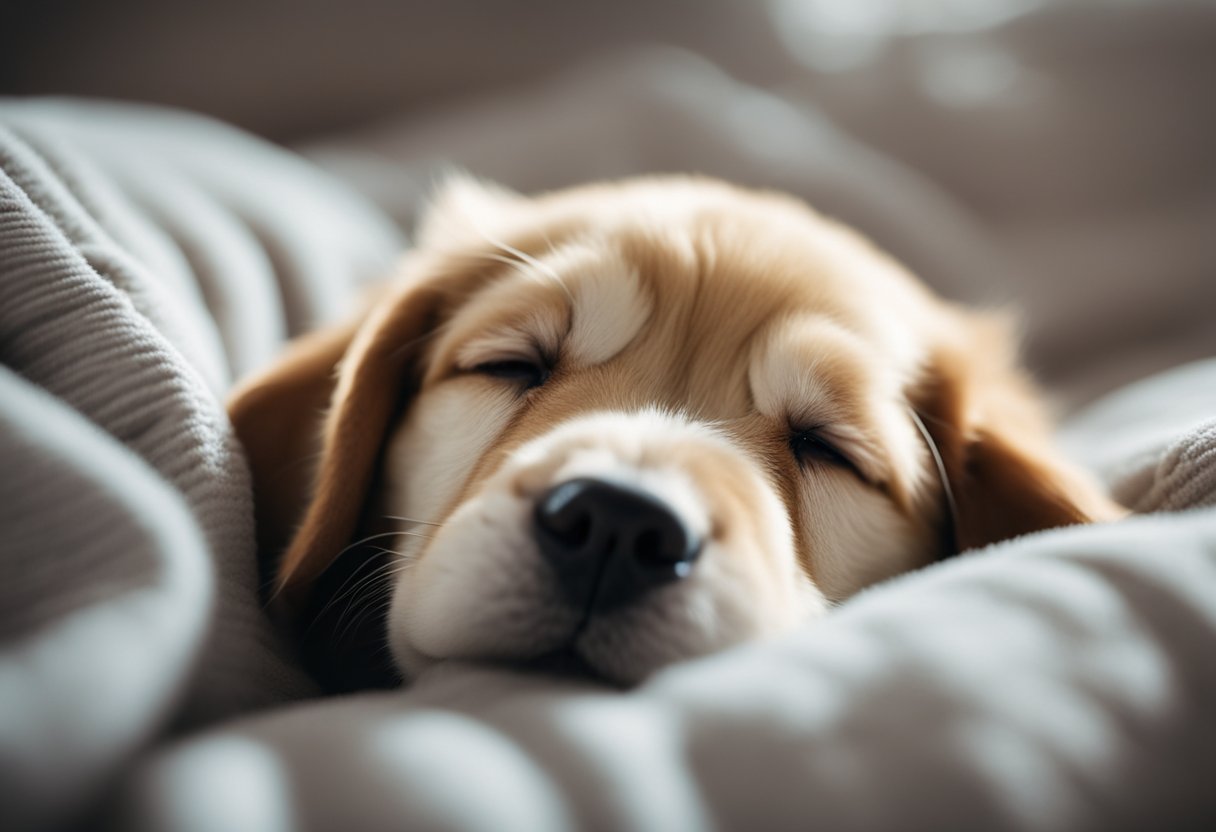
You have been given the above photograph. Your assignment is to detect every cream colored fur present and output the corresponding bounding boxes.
[229,175,1124,686]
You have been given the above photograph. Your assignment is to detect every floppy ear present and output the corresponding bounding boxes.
[228,320,361,584]
[913,311,1125,553]
[229,280,472,616]
[230,177,522,629]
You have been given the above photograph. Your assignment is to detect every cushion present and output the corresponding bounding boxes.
[0,99,402,829]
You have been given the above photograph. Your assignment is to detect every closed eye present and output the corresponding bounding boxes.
[471,359,549,389]
[790,427,855,472]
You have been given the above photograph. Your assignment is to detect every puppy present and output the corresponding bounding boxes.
[229,175,1123,690]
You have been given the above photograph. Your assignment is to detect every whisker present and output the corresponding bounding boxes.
[367,545,426,563]
[914,408,963,438]
[909,407,960,548]
[382,514,444,528]
[394,529,435,541]
[325,530,410,566]
[304,554,393,627]
[464,251,529,270]
[447,243,575,305]
[329,548,425,642]
[464,219,575,306]
[388,316,457,361]
[309,559,408,634]
[295,518,433,624]
[308,539,410,614]
[334,580,402,644]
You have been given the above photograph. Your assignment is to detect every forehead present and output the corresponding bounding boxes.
[428,241,652,379]
[426,183,932,414]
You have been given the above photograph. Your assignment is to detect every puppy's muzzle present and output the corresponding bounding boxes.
[534,477,702,612]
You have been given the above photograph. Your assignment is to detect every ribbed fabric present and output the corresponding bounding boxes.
[1062,359,1216,514]
[1,121,302,722]
[0,101,402,831]
[0,368,211,832]
[1140,420,1216,512]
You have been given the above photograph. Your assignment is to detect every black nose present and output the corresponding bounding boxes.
[534,477,702,611]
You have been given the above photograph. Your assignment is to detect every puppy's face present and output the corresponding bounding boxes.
[230,177,1122,689]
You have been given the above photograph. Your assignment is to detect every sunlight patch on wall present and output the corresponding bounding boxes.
[769,0,1045,72]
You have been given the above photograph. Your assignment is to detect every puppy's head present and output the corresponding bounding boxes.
[230,176,1122,689]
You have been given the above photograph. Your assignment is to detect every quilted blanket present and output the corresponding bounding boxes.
[3,8,1216,827]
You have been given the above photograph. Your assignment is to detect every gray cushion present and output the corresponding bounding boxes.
[0,100,402,829]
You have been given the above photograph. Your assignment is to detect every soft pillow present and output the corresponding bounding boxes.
[0,99,402,830]
[115,348,1216,828]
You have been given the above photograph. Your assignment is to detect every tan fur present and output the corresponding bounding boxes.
[228,175,1124,686]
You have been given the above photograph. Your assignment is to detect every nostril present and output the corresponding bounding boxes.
[633,528,664,562]
[561,513,593,547]
[535,481,595,548]
[545,505,592,548]
[630,518,700,578]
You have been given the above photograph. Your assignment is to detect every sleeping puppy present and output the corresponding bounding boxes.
[229,175,1123,691]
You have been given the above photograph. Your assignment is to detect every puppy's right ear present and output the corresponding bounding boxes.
[228,319,362,585]
[233,176,525,621]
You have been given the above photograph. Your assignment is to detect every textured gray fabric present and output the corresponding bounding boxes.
[0,100,402,829]
[1145,422,1216,512]
[0,368,210,832]
[117,509,1216,832]
[1062,360,1216,513]
[110,356,1216,831]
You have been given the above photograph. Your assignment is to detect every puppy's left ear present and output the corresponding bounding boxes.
[913,311,1126,554]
